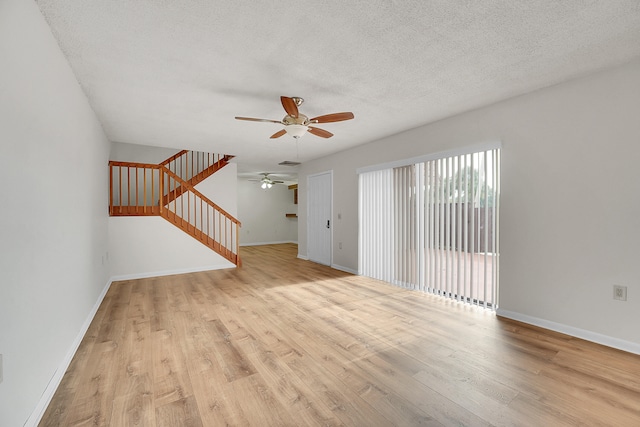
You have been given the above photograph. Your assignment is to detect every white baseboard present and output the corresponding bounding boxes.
[110,263,235,282]
[496,309,640,356]
[331,264,357,274]
[294,256,356,275]
[25,278,113,427]
[240,240,298,247]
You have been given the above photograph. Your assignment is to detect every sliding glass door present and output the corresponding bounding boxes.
[359,147,500,309]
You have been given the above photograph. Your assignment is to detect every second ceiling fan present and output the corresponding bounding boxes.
[235,96,354,139]
[249,173,284,189]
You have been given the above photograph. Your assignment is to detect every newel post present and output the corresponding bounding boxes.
[159,166,163,215]
[108,162,113,216]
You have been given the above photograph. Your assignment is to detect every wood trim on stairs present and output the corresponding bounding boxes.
[108,151,241,265]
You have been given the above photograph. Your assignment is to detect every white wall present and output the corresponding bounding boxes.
[109,217,234,278]
[109,161,239,278]
[0,1,111,425]
[238,179,298,245]
[110,141,180,163]
[196,163,238,218]
[299,59,640,351]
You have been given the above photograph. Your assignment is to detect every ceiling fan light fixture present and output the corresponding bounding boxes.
[284,124,308,139]
[260,177,275,189]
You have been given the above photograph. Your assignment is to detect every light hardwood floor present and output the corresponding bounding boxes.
[40,244,640,426]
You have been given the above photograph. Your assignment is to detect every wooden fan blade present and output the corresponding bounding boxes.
[310,112,354,123]
[272,180,284,184]
[281,96,299,118]
[270,129,287,139]
[235,116,282,124]
[308,127,334,138]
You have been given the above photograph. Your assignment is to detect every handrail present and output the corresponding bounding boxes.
[160,166,241,262]
[109,160,161,168]
[159,150,189,166]
[159,150,234,184]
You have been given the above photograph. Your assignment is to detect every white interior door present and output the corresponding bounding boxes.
[307,171,332,265]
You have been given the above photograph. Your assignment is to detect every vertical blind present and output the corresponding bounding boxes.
[359,148,500,309]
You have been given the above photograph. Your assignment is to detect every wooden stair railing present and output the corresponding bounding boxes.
[161,168,240,265]
[160,151,234,204]
[160,150,234,182]
[109,161,162,216]
[109,159,241,266]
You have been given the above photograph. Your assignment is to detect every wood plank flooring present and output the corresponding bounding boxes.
[40,243,640,426]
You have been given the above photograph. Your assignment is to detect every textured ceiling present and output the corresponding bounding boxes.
[36,0,640,175]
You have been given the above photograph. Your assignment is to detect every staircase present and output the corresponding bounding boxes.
[109,150,241,266]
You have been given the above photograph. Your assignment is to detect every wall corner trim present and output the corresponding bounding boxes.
[496,308,640,356]
[25,278,114,426]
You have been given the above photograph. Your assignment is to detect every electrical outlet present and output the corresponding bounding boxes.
[339,242,343,249]
[613,285,627,301]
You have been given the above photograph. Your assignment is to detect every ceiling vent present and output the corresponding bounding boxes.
[278,161,301,166]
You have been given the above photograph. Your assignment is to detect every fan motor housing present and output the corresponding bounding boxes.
[283,114,309,126]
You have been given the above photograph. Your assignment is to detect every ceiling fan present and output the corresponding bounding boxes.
[235,96,354,139]
[249,173,284,189]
